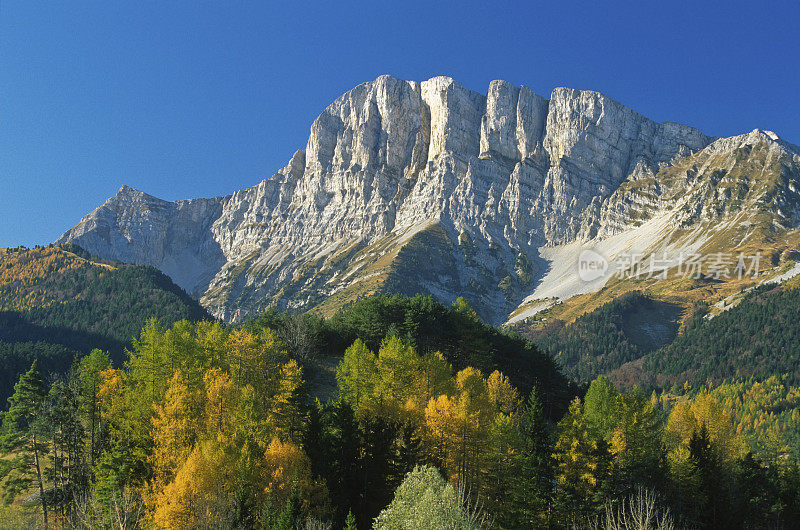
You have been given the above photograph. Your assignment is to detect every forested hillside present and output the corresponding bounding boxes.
[0,245,210,402]
[528,283,800,390]
[247,295,576,416]
[2,251,799,528]
[1,311,797,529]
[640,284,800,387]
[529,292,681,383]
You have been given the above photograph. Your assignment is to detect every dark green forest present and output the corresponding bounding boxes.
[0,245,210,402]
[247,295,576,417]
[644,284,800,386]
[531,285,800,389]
[530,292,672,382]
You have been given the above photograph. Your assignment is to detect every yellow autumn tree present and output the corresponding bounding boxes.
[407,351,453,418]
[229,328,286,393]
[150,371,200,492]
[374,335,420,421]
[97,368,125,421]
[226,328,262,389]
[424,367,493,486]
[487,370,521,417]
[262,437,314,508]
[203,368,239,447]
[665,392,745,464]
[339,336,455,424]
[194,320,229,374]
[552,397,613,520]
[268,360,305,442]
[153,442,233,529]
[664,391,746,512]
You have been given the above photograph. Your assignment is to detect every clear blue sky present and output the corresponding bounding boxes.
[2,1,798,246]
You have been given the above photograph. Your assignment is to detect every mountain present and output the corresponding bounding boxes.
[0,244,211,402]
[57,75,800,324]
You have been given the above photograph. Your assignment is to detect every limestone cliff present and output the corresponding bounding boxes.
[58,75,800,323]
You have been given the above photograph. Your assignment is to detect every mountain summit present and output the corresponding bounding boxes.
[58,75,800,323]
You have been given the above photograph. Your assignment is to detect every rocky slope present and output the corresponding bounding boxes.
[58,75,800,323]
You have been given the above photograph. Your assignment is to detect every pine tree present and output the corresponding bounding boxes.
[77,348,110,467]
[583,376,620,440]
[43,378,85,515]
[321,400,361,523]
[303,400,326,479]
[509,387,553,527]
[393,423,421,487]
[273,486,300,530]
[2,361,49,526]
[358,416,398,523]
[689,423,724,529]
[609,387,666,494]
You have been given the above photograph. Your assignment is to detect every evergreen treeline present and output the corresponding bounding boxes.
[533,284,800,390]
[0,245,210,403]
[532,291,657,382]
[248,295,576,416]
[644,284,800,386]
[1,303,798,529]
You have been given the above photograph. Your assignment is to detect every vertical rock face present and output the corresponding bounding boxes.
[481,80,520,160]
[422,76,485,161]
[537,88,713,242]
[59,74,800,323]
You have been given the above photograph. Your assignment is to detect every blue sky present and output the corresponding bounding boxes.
[1,1,798,246]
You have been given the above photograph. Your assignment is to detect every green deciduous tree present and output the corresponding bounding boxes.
[374,466,486,530]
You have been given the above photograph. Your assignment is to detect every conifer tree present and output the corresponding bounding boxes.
[2,361,49,526]
[553,397,612,524]
[274,486,300,530]
[77,349,111,467]
[509,387,553,526]
[344,509,357,530]
[44,378,85,515]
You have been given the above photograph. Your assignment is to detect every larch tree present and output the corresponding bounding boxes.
[77,348,111,467]
[336,339,378,413]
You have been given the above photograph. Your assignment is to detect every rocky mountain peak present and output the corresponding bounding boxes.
[108,184,168,206]
[58,75,799,323]
[705,128,799,157]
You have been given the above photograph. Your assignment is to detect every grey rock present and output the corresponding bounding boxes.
[58,75,799,323]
